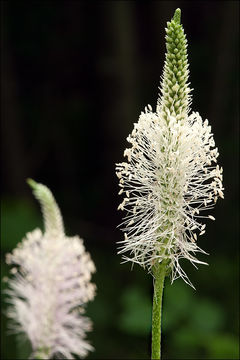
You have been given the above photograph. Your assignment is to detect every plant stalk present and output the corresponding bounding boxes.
[151,261,166,360]
[34,347,51,359]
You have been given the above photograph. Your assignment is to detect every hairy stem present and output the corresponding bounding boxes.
[151,261,166,360]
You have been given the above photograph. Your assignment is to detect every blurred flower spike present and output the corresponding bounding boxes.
[5,179,96,359]
[116,8,224,288]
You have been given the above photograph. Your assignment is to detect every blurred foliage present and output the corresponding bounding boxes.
[118,286,152,336]
[1,197,41,248]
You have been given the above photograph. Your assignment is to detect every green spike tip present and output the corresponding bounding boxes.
[173,8,181,24]
[27,178,37,189]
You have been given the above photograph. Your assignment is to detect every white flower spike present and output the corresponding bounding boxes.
[116,8,224,288]
[5,179,96,359]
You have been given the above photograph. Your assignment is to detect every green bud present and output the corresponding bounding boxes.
[27,178,64,236]
[173,8,181,24]
[157,8,191,121]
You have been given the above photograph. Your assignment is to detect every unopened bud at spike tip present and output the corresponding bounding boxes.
[173,8,181,24]
[157,8,190,120]
[26,178,37,189]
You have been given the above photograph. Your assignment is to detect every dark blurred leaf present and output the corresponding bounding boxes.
[191,298,225,332]
[172,327,203,350]
[16,335,32,360]
[162,279,194,331]
[87,296,111,327]
[118,286,151,335]
[207,333,239,359]
[1,197,40,250]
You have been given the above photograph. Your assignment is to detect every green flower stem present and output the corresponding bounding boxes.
[151,261,167,360]
[34,347,51,359]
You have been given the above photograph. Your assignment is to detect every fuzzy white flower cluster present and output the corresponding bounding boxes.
[5,180,96,359]
[116,10,224,287]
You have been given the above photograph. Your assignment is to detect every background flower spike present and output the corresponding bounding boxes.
[5,179,96,359]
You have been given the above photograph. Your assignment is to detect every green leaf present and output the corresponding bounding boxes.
[162,280,194,331]
[207,334,239,359]
[191,299,225,333]
[1,198,40,251]
[118,286,151,335]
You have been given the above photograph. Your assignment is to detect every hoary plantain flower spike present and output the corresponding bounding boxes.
[115,8,224,287]
[5,179,96,359]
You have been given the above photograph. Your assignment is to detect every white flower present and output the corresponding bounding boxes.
[116,10,224,287]
[5,180,96,359]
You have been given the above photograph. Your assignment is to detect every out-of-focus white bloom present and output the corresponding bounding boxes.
[5,180,96,359]
[116,9,224,287]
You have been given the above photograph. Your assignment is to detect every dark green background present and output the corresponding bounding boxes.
[1,1,239,359]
